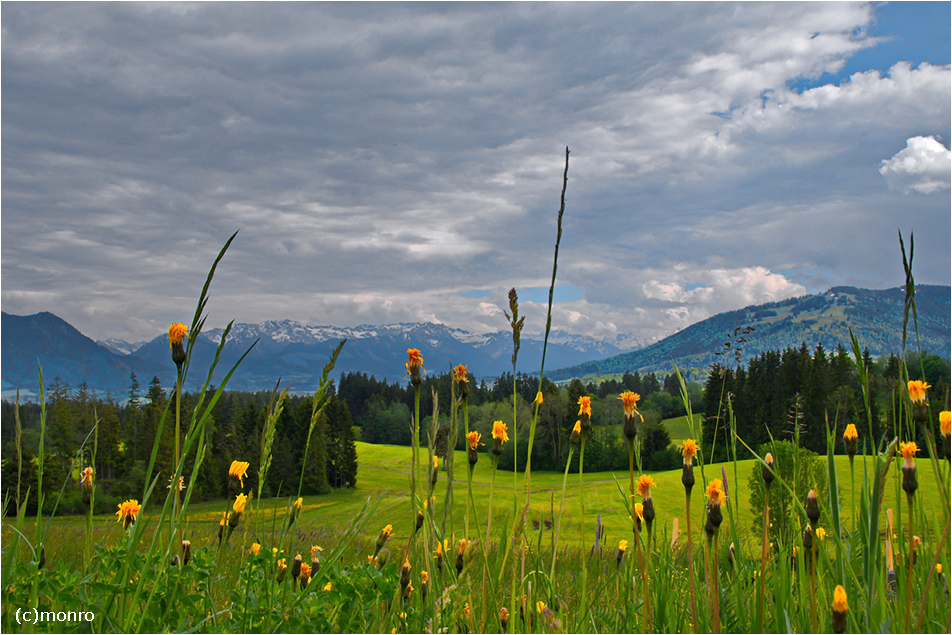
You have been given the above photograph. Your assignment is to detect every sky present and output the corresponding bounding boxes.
[2,2,950,346]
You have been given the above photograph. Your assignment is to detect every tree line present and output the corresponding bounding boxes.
[1,373,357,515]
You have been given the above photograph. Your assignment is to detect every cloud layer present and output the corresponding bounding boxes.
[2,3,949,344]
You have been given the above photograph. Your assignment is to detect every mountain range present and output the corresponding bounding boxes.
[548,284,950,380]
[0,314,644,396]
[2,284,948,397]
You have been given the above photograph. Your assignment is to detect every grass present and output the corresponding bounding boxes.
[15,441,947,573]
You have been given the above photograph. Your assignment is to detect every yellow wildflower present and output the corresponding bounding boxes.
[467,430,482,450]
[577,395,592,417]
[167,323,188,348]
[637,474,656,499]
[706,479,726,505]
[492,420,509,443]
[228,460,249,488]
[249,543,261,556]
[907,380,931,403]
[940,411,951,436]
[843,424,858,441]
[116,499,141,529]
[619,391,643,419]
[681,439,699,464]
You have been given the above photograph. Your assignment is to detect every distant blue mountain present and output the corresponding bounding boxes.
[1,314,642,395]
[548,285,951,380]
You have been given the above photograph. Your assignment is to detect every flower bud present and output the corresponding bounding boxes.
[291,554,302,580]
[762,453,774,487]
[805,490,820,528]
[182,540,191,566]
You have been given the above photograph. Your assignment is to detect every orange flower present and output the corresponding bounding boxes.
[421,570,429,584]
[577,396,592,417]
[619,391,643,419]
[940,411,951,436]
[467,431,482,451]
[116,499,141,529]
[492,420,509,443]
[900,441,918,466]
[249,543,261,556]
[618,539,629,553]
[706,479,726,506]
[454,364,468,383]
[534,391,544,407]
[907,380,931,403]
[405,348,425,377]
[681,439,699,464]
[637,474,656,499]
[832,584,848,613]
[229,460,249,488]
[81,466,93,489]
[167,322,188,348]
[843,424,858,442]
[633,502,645,521]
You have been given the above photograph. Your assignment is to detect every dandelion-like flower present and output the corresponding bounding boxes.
[619,390,644,424]
[456,538,468,575]
[116,499,141,530]
[299,562,311,589]
[843,424,858,442]
[492,421,509,443]
[228,460,249,488]
[499,607,510,631]
[400,557,412,589]
[276,558,287,583]
[229,493,248,529]
[536,601,546,614]
[762,452,775,486]
[81,466,94,506]
[405,348,425,384]
[908,380,931,403]
[577,395,592,417]
[900,441,918,467]
[706,479,725,506]
[681,439,699,465]
[571,420,582,445]
[467,431,482,450]
[491,420,509,456]
[817,528,827,542]
[249,543,261,556]
[616,539,628,565]
[941,411,951,436]
[168,322,188,366]
[454,364,468,383]
[832,584,848,633]
[534,391,544,408]
[637,474,656,499]
[81,467,93,489]
[900,441,919,495]
[167,475,185,492]
[374,524,393,556]
[633,503,645,533]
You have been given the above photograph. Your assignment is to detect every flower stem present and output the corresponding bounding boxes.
[686,492,699,634]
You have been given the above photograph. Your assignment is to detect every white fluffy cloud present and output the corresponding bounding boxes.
[879,135,952,194]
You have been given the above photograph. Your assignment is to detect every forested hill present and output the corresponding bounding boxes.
[549,285,951,380]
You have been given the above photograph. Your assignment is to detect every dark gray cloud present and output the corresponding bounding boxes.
[2,2,949,344]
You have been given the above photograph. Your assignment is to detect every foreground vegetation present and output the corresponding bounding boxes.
[1,155,949,633]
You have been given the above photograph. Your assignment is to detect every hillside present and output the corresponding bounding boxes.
[549,284,950,380]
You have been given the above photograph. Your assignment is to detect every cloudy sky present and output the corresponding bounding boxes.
[2,2,950,346]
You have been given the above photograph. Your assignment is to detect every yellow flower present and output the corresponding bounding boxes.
[900,441,918,465]
[536,601,546,614]
[323,581,332,592]
[832,584,848,613]
[233,493,248,514]
[81,467,93,489]
[405,348,425,377]
[637,474,656,499]
[311,545,323,560]
[229,460,250,488]
[492,420,509,443]
[467,431,482,450]
[421,570,429,584]
[167,322,189,348]
[937,564,943,575]
[577,395,592,417]
[618,539,629,553]
[572,420,582,436]
[681,439,699,464]
[706,479,725,505]
[908,380,931,403]
[633,503,645,521]
[940,411,951,436]
[817,528,827,542]
[249,543,261,556]
[843,424,858,442]
[116,499,141,529]
[535,391,544,407]
[220,511,229,526]
[458,538,469,557]
[454,364,468,383]
[619,391,642,419]
[299,562,311,580]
